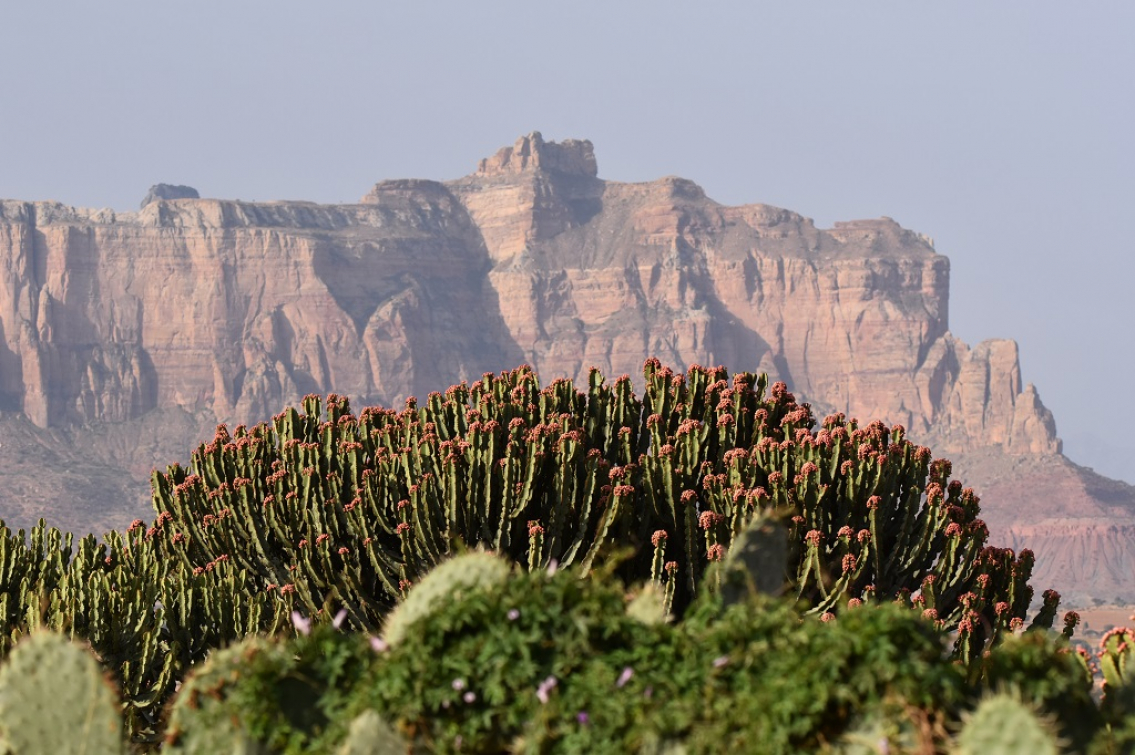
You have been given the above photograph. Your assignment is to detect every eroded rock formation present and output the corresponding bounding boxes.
[0,132,1126,603]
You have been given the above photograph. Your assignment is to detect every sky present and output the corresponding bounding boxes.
[0,2,1132,482]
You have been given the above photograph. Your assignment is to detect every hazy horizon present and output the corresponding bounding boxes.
[1,2,1131,483]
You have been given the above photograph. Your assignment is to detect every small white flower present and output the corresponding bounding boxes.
[536,675,558,704]
[291,611,311,636]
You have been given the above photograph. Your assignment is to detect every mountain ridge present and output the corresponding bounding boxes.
[0,132,1124,604]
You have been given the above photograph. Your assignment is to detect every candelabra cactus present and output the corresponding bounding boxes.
[0,517,293,744]
[145,361,1057,664]
[1100,627,1135,692]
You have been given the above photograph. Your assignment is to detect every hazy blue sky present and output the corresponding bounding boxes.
[1,2,1132,482]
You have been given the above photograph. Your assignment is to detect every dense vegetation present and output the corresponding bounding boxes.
[0,361,1126,752]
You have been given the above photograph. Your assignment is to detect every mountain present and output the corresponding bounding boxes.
[0,132,1129,605]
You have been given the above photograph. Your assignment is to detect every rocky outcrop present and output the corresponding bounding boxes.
[139,184,199,208]
[0,133,1124,603]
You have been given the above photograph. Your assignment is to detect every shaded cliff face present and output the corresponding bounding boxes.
[0,132,1127,604]
[0,184,520,429]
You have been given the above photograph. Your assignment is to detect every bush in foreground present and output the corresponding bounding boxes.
[0,554,1118,753]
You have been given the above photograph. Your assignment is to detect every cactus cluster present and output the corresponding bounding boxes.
[0,519,292,741]
[147,362,1056,662]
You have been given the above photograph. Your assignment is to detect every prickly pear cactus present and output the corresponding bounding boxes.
[718,515,788,607]
[826,703,927,755]
[382,551,511,646]
[625,584,669,625]
[337,710,410,755]
[952,692,1063,755]
[0,631,125,755]
[165,636,277,755]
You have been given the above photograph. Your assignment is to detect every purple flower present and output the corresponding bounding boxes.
[452,678,466,691]
[463,691,476,704]
[546,558,559,577]
[332,608,348,629]
[577,711,590,726]
[616,666,634,688]
[712,655,729,668]
[536,675,558,704]
[291,611,311,636]
[507,608,520,621]
[369,636,389,653]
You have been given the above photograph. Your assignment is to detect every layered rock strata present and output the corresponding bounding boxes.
[0,132,1126,604]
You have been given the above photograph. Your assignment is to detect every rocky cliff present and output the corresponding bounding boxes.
[0,132,1127,604]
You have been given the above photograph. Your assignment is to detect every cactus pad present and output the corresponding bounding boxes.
[0,631,124,755]
[382,551,511,646]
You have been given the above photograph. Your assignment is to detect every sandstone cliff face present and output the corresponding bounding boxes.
[0,133,1124,603]
[447,133,1059,459]
[0,187,518,433]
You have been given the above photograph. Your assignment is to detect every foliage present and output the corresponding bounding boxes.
[350,563,970,755]
[359,562,663,753]
[165,627,373,754]
[0,571,1124,754]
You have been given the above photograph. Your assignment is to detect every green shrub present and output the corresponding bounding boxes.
[166,627,373,754]
[358,564,665,753]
